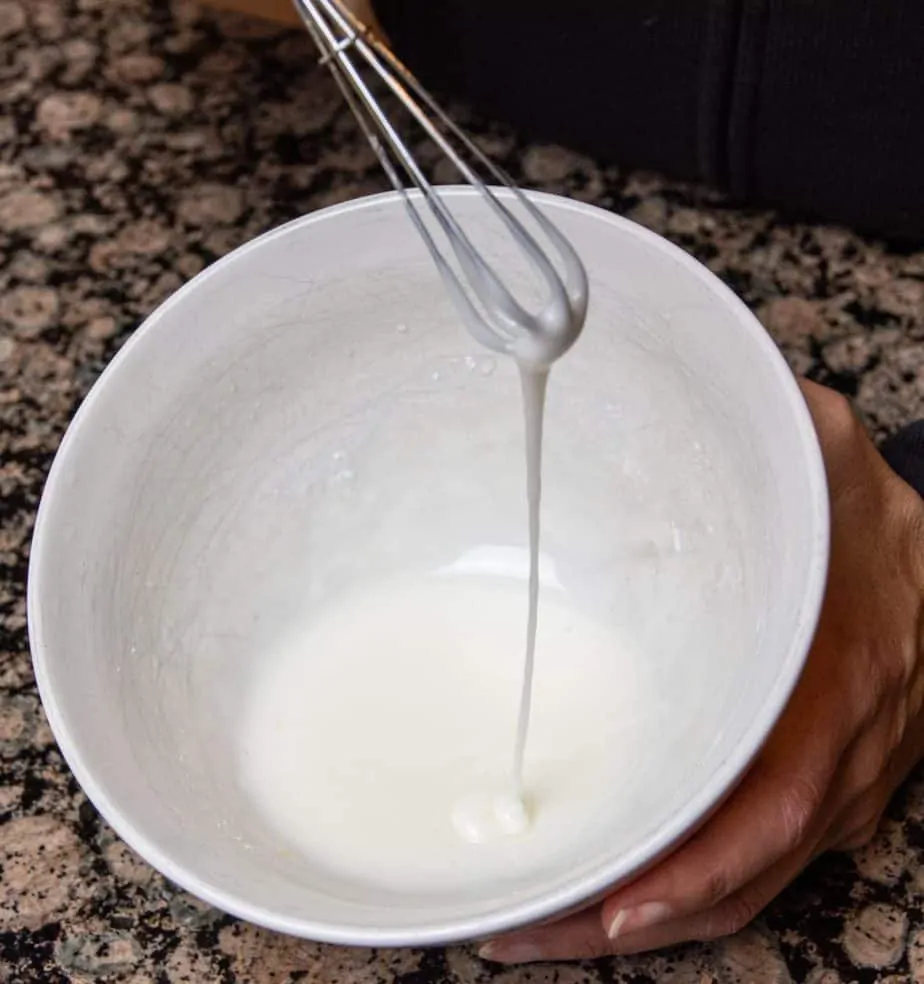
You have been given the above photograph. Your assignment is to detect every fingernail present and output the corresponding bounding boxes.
[607,901,673,940]
[606,909,628,939]
[478,941,544,964]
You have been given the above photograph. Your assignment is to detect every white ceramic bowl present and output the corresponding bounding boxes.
[28,189,828,946]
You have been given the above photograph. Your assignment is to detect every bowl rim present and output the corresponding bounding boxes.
[27,187,830,946]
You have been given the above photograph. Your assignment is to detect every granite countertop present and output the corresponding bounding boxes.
[3,1,924,982]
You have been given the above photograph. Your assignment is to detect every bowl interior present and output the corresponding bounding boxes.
[29,189,827,944]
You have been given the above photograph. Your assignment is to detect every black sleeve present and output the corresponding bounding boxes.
[373,0,924,241]
[883,423,924,499]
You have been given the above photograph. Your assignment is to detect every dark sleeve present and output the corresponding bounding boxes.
[373,0,924,241]
[883,423,924,499]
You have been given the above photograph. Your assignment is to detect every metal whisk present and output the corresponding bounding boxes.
[292,0,588,368]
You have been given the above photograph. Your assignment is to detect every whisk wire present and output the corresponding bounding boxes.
[291,0,588,364]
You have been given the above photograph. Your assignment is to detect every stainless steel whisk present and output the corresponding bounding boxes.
[292,0,589,367]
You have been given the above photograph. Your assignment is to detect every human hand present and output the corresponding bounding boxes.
[341,0,386,39]
[481,380,924,963]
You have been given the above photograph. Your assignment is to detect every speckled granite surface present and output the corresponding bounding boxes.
[3,1,924,982]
